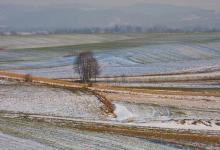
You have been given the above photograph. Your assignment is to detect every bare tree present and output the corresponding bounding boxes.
[74,51,100,83]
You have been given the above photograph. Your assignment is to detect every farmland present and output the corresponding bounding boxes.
[0,32,220,149]
[1,33,220,81]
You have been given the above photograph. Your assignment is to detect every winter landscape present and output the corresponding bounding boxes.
[0,32,219,150]
[1,0,220,150]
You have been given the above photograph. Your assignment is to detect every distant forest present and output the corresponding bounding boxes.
[1,25,220,35]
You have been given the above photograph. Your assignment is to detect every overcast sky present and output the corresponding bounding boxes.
[1,0,220,11]
[0,0,220,31]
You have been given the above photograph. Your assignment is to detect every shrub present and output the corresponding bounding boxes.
[24,74,33,82]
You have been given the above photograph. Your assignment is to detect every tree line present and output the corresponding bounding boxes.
[2,25,220,36]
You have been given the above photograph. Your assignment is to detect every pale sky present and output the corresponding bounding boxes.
[1,0,220,31]
[0,0,220,11]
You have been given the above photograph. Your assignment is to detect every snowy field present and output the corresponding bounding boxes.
[0,34,131,49]
[0,116,181,150]
[0,132,54,150]
[0,33,220,149]
[101,87,220,133]
[1,79,219,132]
[105,81,220,89]
[112,101,220,131]
[1,33,220,79]
[0,80,106,120]
[0,78,219,149]
[4,54,220,79]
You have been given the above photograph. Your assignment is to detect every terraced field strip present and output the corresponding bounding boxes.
[0,71,82,88]
[97,71,220,83]
[98,86,220,97]
[1,113,219,149]
[0,71,113,113]
[1,71,219,104]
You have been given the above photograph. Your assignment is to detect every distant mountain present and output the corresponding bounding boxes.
[0,3,220,32]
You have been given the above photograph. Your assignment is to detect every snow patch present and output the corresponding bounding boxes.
[0,84,106,120]
[113,103,134,122]
[130,120,220,131]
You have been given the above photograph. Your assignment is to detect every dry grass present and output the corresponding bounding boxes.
[24,74,33,82]
[92,91,113,113]
[0,71,82,88]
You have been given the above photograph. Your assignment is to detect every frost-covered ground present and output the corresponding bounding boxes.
[5,57,220,79]
[102,88,220,132]
[1,33,220,79]
[1,78,219,132]
[0,132,54,150]
[0,80,106,120]
[106,81,220,89]
[0,33,220,149]
[96,71,220,89]
[112,101,220,131]
[0,116,181,150]
[0,79,219,149]
[105,91,220,112]
[0,34,131,49]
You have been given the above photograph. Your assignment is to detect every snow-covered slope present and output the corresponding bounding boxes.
[0,81,106,120]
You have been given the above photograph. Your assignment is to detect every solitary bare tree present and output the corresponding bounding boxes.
[74,51,100,83]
